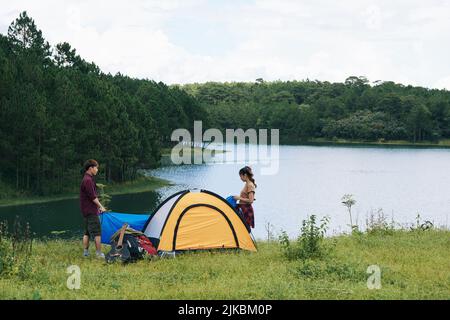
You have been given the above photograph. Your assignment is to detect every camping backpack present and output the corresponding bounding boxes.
[137,235,157,256]
[122,234,158,260]
[123,234,144,261]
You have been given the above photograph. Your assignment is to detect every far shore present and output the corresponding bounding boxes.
[298,138,450,148]
[0,175,172,208]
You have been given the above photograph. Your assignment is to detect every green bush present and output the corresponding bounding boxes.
[0,220,33,279]
[96,183,111,209]
[279,215,331,260]
[0,237,14,274]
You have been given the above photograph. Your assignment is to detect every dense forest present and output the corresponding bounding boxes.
[2,12,450,197]
[0,12,207,196]
[181,77,450,144]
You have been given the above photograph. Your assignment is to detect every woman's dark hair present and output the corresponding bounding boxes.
[83,159,99,173]
[239,166,257,187]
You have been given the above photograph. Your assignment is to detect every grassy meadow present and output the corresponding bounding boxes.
[1,229,449,300]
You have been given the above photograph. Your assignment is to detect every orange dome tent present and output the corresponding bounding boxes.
[142,189,257,252]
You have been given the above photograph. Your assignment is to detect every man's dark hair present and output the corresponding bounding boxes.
[83,159,99,172]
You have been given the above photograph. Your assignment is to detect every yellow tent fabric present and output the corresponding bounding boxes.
[157,190,257,252]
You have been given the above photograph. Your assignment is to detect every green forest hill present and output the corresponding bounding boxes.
[180,78,450,145]
[1,11,450,199]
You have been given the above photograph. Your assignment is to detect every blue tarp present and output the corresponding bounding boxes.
[99,211,150,244]
[100,192,234,245]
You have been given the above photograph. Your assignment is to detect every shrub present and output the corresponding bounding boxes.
[279,215,331,260]
[0,236,14,275]
[366,209,395,235]
[0,218,33,279]
[96,183,111,209]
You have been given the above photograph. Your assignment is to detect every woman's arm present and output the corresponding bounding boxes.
[237,191,255,204]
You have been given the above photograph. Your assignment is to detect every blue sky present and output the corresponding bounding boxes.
[1,0,450,89]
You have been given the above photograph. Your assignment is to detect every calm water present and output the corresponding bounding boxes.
[1,144,449,239]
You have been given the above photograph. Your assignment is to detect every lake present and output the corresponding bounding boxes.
[1,144,449,240]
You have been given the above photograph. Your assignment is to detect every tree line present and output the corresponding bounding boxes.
[180,77,450,144]
[2,12,450,197]
[0,12,207,196]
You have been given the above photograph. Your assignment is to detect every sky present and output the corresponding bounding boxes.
[1,0,450,89]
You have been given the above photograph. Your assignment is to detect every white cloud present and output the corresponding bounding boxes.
[1,0,449,88]
[434,76,450,91]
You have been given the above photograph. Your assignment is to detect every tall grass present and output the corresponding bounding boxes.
[279,215,331,260]
[0,212,449,299]
[0,218,33,280]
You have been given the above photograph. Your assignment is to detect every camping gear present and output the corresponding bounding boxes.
[137,235,157,256]
[100,189,257,254]
[106,224,131,263]
[110,225,145,240]
[226,195,237,208]
[100,211,150,244]
[108,226,158,261]
[122,233,142,260]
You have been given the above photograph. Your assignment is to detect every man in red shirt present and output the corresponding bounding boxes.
[80,159,106,258]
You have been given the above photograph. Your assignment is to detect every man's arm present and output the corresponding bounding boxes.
[93,197,106,212]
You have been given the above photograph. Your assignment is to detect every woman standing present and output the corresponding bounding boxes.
[234,166,257,232]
